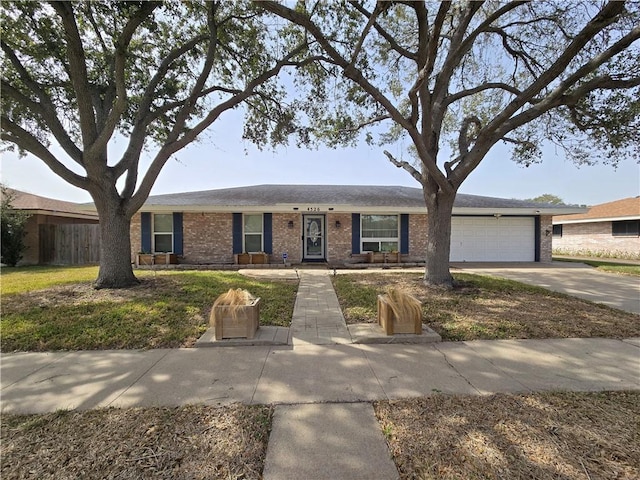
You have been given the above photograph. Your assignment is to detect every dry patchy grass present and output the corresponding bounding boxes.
[1,404,272,480]
[375,391,640,480]
[332,273,640,340]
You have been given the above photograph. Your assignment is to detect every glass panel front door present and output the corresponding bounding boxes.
[304,215,325,260]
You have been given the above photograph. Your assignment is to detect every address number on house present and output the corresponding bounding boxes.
[306,207,321,212]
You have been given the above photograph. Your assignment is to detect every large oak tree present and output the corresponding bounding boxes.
[1,1,312,287]
[261,0,640,286]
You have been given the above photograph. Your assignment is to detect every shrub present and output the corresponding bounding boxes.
[1,186,30,267]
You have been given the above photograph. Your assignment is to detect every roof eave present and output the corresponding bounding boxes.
[553,214,640,225]
[138,204,584,215]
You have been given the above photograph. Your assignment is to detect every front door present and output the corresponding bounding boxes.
[303,215,325,261]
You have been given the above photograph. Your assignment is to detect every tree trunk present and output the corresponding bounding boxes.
[94,204,138,289]
[423,187,455,287]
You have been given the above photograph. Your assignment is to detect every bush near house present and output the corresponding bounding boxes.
[1,186,30,267]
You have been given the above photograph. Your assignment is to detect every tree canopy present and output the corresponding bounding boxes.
[1,1,313,287]
[525,194,565,205]
[262,0,640,285]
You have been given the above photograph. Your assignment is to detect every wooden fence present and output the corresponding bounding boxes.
[39,224,101,265]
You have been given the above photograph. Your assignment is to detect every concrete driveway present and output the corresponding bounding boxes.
[455,262,640,314]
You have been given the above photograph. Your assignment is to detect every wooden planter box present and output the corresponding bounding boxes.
[368,251,400,263]
[235,253,269,265]
[210,298,261,340]
[377,294,422,335]
[137,253,178,266]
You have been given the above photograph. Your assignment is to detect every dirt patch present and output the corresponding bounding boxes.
[333,273,640,340]
[1,404,272,480]
[375,391,639,480]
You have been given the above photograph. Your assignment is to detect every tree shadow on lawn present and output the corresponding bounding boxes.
[1,272,298,352]
[332,273,640,341]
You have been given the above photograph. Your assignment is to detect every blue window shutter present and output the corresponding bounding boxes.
[352,213,361,254]
[263,213,273,254]
[534,216,541,262]
[141,212,151,253]
[232,213,243,254]
[400,214,409,254]
[173,212,183,255]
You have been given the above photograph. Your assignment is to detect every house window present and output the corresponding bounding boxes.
[153,213,173,253]
[612,220,639,236]
[361,214,399,252]
[552,224,563,237]
[244,214,263,252]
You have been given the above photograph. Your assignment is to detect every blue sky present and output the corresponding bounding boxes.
[2,106,638,206]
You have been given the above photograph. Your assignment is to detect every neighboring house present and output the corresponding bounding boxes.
[131,184,582,266]
[6,189,100,265]
[553,196,640,259]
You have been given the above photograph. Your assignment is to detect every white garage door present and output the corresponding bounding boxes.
[450,216,535,262]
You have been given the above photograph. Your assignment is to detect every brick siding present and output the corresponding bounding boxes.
[539,215,553,263]
[408,214,428,262]
[183,212,233,264]
[326,213,353,263]
[129,211,555,264]
[553,221,640,258]
[272,213,302,263]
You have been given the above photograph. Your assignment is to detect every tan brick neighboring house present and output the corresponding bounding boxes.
[4,189,99,265]
[130,185,582,266]
[553,197,640,259]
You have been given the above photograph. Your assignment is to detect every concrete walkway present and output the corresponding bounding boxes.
[2,266,640,479]
[289,270,351,346]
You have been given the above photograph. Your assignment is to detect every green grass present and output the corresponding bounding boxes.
[554,258,640,276]
[1,268,298,352]
[0,266,100,295]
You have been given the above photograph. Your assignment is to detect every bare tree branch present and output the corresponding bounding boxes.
[50,1,99,148]
[339,114,391,132]
[0,81,83,164]
[348,2,383,66]
[478,1,629,150]
[348,1,417,61]
[1,117,87,189]
[128,40,311,214]
[383,150,422,183]
[444,83,524,106]
[486,26,542,76]
[260,0,453,194]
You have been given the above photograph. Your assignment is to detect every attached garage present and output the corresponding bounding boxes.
[131,185,584,265]
[450,216,536,262]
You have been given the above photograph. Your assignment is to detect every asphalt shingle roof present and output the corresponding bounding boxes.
[143,184,571,210]
[554,196,640,222]
[3,188,98,218]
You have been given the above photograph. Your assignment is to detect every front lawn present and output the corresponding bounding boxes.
[2,393,636,479]
[376,391,639,480]
[1,267,298,352]
[332,272,640,341]
[1,404,272,480]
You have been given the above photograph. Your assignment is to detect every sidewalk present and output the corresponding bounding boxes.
[2,268,639,479]
[3,338,639,413]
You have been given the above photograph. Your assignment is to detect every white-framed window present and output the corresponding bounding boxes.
[244,213,263,252]
[153,213,173,253]
[361,214,399,252]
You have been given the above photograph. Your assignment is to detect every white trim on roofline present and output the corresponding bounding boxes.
[22,209,99,221]
[137,203,580,216]
[553,214,640,225]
